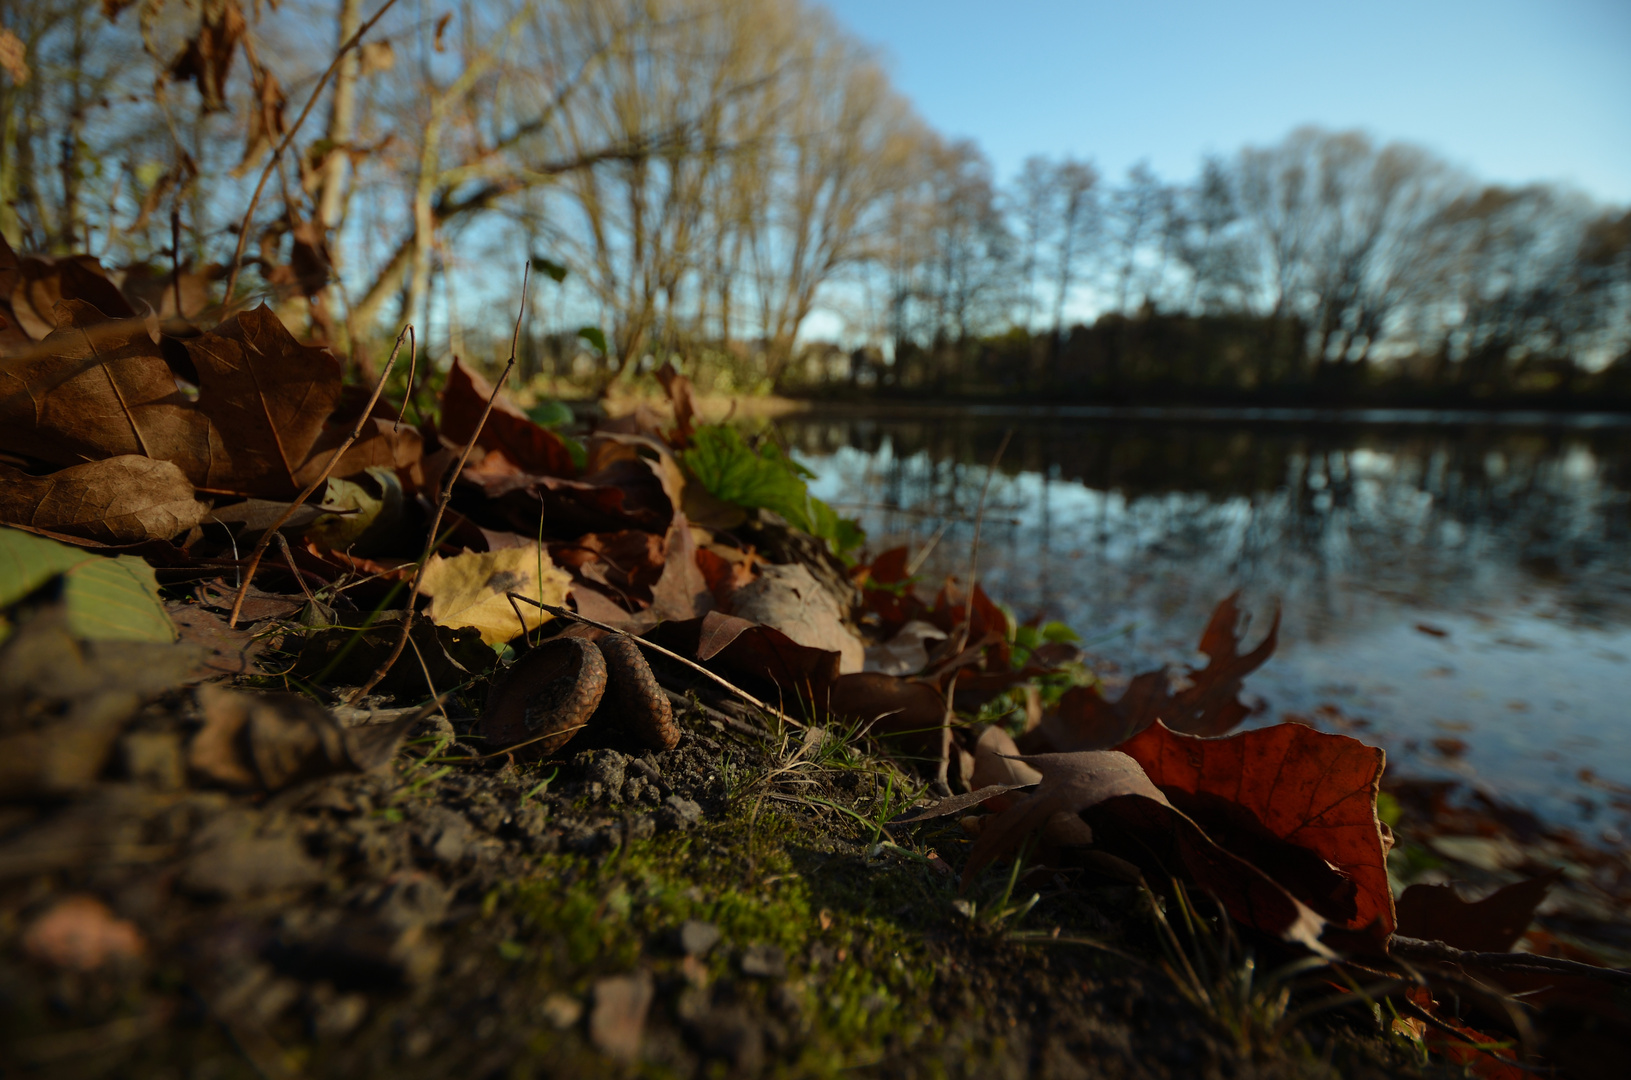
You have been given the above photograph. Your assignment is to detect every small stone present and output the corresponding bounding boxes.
[540,992,583,1030]
[582,750,628,795]
[590,972,653,1063]
[622,775,648,803]
[739,942,787,979]
[629,756,661,780]
[679,919,721,957]
[659,795,703,830]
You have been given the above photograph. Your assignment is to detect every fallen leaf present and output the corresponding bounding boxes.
[648,610,842,708]
[190,684,418,791]
[829,671,948,761]
[1396,869,1565,953]
[439,357,575,477]
[1042,593,1277,749]
[184,304,343,496]
[655,359,696,443]
[648,511,713,622]
[1119,720,1393,935]
[0,455,210,543]
[420,545,572,646]
[729,562,863,673]
[863,619,947,677]
[0,300,209,471]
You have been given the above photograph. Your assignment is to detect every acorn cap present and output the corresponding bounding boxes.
[481,636,607,759]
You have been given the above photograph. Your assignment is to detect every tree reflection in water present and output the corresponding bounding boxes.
[781,410,1631,826]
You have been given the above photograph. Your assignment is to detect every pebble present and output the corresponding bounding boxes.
[679,919,721,957]
[739,942,787,978]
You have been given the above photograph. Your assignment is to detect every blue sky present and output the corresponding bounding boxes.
[817,0,1631,204]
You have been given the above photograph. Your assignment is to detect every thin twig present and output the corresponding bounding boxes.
[1390,935,1631,988]
[271,530,316,603]
[227,325,409,626]
[510,596,805,730]
[393,326,417,428]
[223,0,404,301]
[350,263,532,702]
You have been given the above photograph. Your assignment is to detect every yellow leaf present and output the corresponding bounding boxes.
[420,545,572,646]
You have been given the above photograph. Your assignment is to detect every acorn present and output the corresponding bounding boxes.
[593,635,680,752]
[481,636,607,759]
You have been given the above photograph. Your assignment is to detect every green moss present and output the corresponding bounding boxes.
[500,808,958,1075]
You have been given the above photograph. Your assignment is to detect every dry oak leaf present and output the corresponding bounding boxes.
[1043,592,1278,750]
[421,545,572,646]
[1118,719,1393,936]
[185,304,343,496]
[0,455,210,543]
[0,300,209,469]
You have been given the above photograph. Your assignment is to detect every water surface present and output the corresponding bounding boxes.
[778,406,1631,832]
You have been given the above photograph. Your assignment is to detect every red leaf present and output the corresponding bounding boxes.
[1119,720,1394,935]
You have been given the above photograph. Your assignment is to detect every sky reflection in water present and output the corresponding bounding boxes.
[781,412,1631,831]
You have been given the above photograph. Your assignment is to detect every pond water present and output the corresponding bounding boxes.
[776,405,1631,833]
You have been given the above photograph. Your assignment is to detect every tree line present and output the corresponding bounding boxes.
[2,0,1627,405]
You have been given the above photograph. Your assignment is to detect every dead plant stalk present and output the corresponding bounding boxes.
[227,325,411,626]
[350,263,532,702]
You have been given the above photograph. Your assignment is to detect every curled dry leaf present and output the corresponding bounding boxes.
[863,619,948,677]
[1396,868,1564,953]
[728,562,864,674]
[828,671,947,761]
[439,357,575,478]
[1118,719,1393,936]
[188,685,418,791]
[481,636,607,759]
[0,455,210,543]
[420,545,572,646]
[649,610,842,707]
[1042,592,1278,750]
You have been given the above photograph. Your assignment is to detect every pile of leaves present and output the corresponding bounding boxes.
[2,242,1628,1077]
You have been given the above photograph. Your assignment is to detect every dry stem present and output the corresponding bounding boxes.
[350,263,531,702]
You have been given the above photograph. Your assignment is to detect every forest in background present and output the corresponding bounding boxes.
[2,0,1629,407]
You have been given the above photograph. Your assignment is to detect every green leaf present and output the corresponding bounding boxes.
[0,526,94,608]
[528,256,569,283]
[526,399,574,428]
[0,527,175,642]
[577,326,607,355]
[680,426,865,556]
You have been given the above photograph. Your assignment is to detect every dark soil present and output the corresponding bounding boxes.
[0,647,1480,1080]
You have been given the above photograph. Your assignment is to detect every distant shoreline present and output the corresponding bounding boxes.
[676,395,1631,430]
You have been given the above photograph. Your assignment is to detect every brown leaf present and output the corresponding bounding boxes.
[654,359,696,444]
[440,357,575,477]
[0,300,209,470]
[1119,720,1393,935]
[190,684,416,791]
[1396,869,1565,953]
[729,562,863,673]
[648,610,841,709]
[185,304,343,495]
[1042,592,1277,750]
[649,512,713,622]
[0,455,210,543]
[828,671,947,761]
[167,0,246,112]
